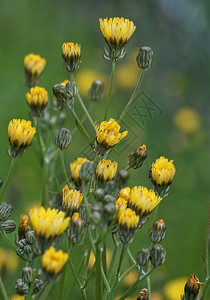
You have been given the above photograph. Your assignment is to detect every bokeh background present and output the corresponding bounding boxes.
[0,0,210,299]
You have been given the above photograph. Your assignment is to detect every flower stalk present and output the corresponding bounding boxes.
[0,157,15,202]
[104,59,116,120]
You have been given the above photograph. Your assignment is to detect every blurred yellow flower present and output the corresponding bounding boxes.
[42,246,68,275]
[164,277,187,300]
[116,63,139,89]
[10,295,25,300]
[123,269,137,286]
[174,107,201,133]
[75,69,107,96]
[88,249,111,269]
[0,248,18,272]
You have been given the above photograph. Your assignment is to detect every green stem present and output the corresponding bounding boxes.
[58,264,67,299]
[127,247,136,264]
[88,226,96,255]
[104,59,116,120]
[118,70,145,122]
[101,266,111,292]
[2,230,27,261]
[0,157,15,202]
[96,245,102,300]
[38,283,52,300]
[41,160,49,207]
[202,277,210,300]
[205,199,210,281]
[72,103,94,136]
[0,275,8,300]
[119,263,137,282]
[102,242,107,277]
[118,267,155,300]
[26,268,39,300]
[60,150,71,188]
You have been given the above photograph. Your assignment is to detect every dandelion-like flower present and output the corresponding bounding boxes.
[117,208,139,244]
[29,207,70,241]
[8,119,36,158]
[62,186,83,211]
[26,87,48,117]
[99,17,136,60]
[118,187,131,201]
[24,53,46,87]
[62,42,81,72]
[70,157,91,184]
[96,159,118,182]
[129,186,162,217]
[42,246,68,280]
[95,118,128,155]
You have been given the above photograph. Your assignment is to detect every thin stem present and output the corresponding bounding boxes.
[205,199,210,281]
[72,102,94,136]
[202,277,210,300]
[0,275,8,300]
[127,247,136,264]
[95,244,102,300]
[0,157,15,202]
[118,267,155,300]
[88,226,96,255]
[104,59,116,120]
[26,268,39,300]
[101,266,111,292]
[60,150,71,188]
[3,230,27,261]
[58,264,67,300]
[38,283,52,300]
[118,70,145,122]
[119,263,137,282]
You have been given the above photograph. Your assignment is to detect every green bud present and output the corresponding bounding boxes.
[136,47,154,70]
[32,278,44,295]
[94,188,105,201]
[0,202,13,222]
[104,203,116,215]
[21,267,34,284]
[137,289,149,300]
[25,230,36,245]
[128,145,147,169]
[55,128,72,150]
[79,161,95,181]
[15,278,29,295]
[88,80,104,102]
[103,194,115,204]
[150,245,166,267]
[68,212,87,245]
[137,248,150,266]
[0,219,16,233]
[149,219,166,243]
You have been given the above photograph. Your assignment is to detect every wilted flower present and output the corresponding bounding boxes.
[62,42,81,72]
[26,86,48,117]
[95,118,128,155]
[8,119,36,158]
[183,274,200,300]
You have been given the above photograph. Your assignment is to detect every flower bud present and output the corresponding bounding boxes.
[0,220,16,233]
[25,230,36,245]
[128,144,147,169]
[136,47,153,70]
[55,128,72,150]
[137,289,149,300]
[150,245,166,267]
[149,219,166,243]
[18,214,30,240]
[79,161,95,181]
[24,53,46,88]
[33,278,44,295]
[137,248,150,267]
[20,267,34,284]
[15,278,29,295]
[0,202,13,222]
[183,274,200,300]
[68,212,87,245]
[88,80,104,102]
[94,188,105,201]
[62,42,81,72]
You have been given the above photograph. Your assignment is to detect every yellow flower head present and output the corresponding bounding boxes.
[71,212,83,225]
[151,156,176,186]
[70,157,91,183]
[99,17,136,52]
[29,206,70,240]
[96,158,118,182]
[42,246,68,275]
[62,42,81,72]
[129,186,162,216]
[174,107,200,134]
[118,208,139,230]
[115,197,128,216]
[26,87,48,117]
[24,54,46,77]
[10,295,25,300]
[95,118,128,155]
[0,248,19,272]
[8,119,36,158]
[62,186,83,211]
[119,187,131,201]
[60,79,69,87]
[164,277,187,300]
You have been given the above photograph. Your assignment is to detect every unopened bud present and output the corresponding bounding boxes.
[33,278,44,294]
[183,274,200,300]
[128,144,147,169]
[94,188,105,201]
[150,245,166,267]
[137,289,149,300]
[25,230,36,245]
[15,278,29,295]
[0,219,16,233]
[149,219,166,243]
[18,214,30,240]
[79,161,95,181]
[68,212,87,245]
[21,267,34,284]
[137,248,150,266]
[88,80,104,102]
[0,202,13,222]
[136,47,153,70]
[55,128,72,150]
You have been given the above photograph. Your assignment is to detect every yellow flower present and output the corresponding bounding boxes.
[8,119,36,158]
[129,186,162,216]
[29,206,70,240]
[115,197,127,216]
[95,118,128,155]
[174,107,201,133]
[24,54,46,88]
[62,42,81,72]
[26,86,48,117]
[118,208,139,229]
[116,63,139,89]
[88,249,111,269]
[42,246,68,275]
[99,17,136,58]
[10,295,25,300]
[119,187,131,201]
[164,277,187,300]
[96,159,118,182]
[70,157,91,183]
[18,214,30,239]
[150,156,176,186]
[0,248,18,272]
[62,186,83,211]
[60,79,69,87]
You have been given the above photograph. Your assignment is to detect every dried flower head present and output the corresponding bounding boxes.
[26,87,48,117]
[8,119,36,158]
[95,118,128,155]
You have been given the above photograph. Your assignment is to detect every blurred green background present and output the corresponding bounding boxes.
[0,0,210,299]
